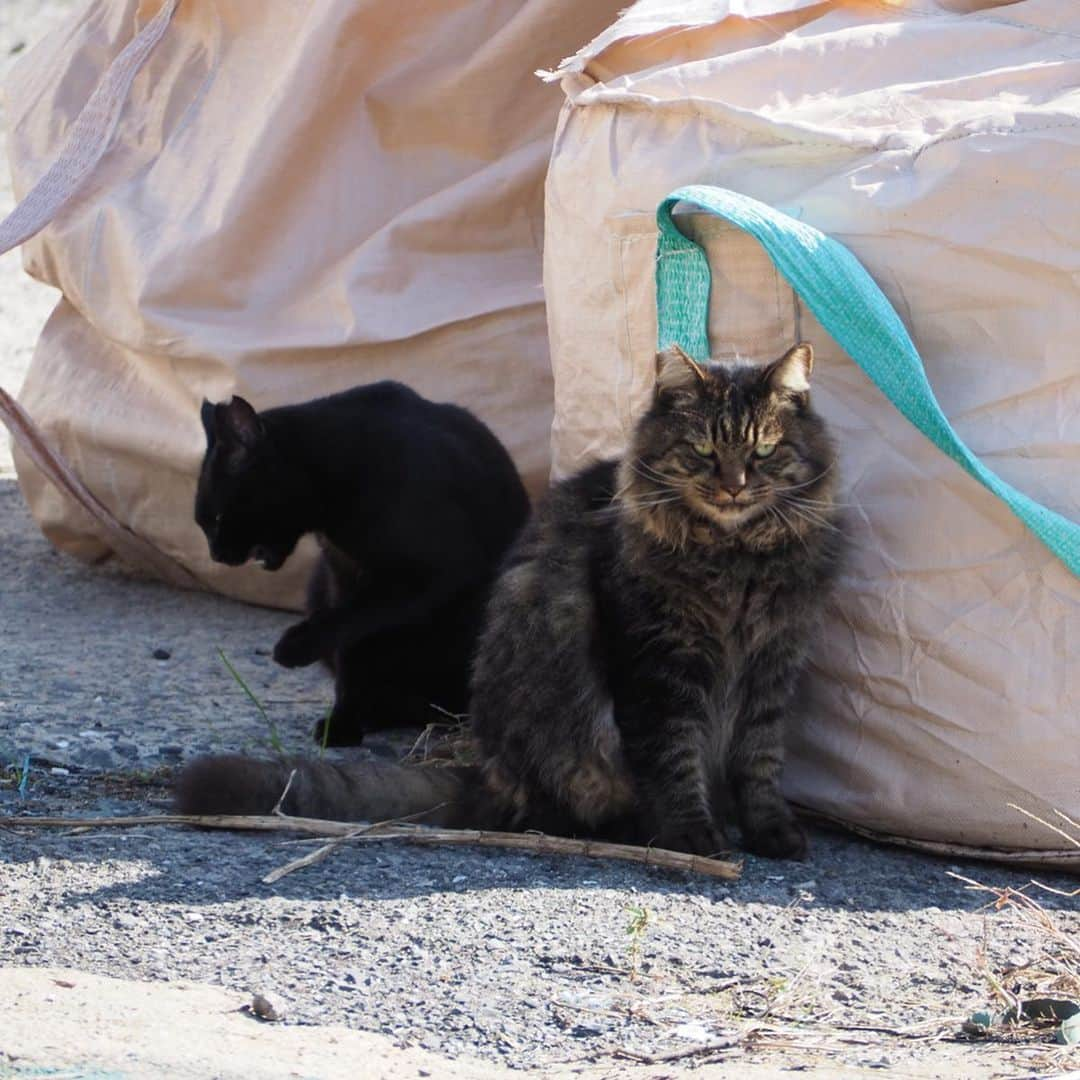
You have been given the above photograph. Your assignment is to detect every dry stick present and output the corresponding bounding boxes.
[263,823,380,885]
[1006,803,1080,850]
[1030,879,1080,899]
[613,1037,741,1064]
[0,813,357,834]
[271,769,298,817]
[262,803,451,885]
[350,826,742,879]
[0,813,742,880]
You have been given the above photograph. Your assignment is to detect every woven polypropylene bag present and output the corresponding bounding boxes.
[3,0,623,608]
[543,0,1080,864]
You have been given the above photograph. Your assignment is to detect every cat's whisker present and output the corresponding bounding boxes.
[781,494,846,518]
[589,492,685,519]
[771,464,836,495]
[631,460,683,489]
[767,501,812,554]
[780,500,842,537]
[787,509,841,532]
[612,472,644,500]
[626,495,686,510]
[784,493,863,511]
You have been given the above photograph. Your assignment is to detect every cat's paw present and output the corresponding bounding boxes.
[273,622,324,668]
[655,821,727,858]
[312,710,367,747]
[742,818,808,860]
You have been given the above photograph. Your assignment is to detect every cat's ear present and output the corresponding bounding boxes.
[655,344,707,400]
[764,343,813,396]
[217,396,264,452]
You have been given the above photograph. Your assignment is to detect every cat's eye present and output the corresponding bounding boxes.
[754,442,778,458]
[690,440,713,457]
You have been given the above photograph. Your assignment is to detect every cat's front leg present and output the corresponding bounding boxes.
[729,715,807,860]
[617,676,724,857]
[729,647,808,859]
[273,610,347,668]
[730,630,812,859]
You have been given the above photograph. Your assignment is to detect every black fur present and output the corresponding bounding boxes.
[194,382,529,744]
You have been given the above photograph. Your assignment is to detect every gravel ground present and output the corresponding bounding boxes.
[4,479,1080,1079]
[3,5,1080,1079]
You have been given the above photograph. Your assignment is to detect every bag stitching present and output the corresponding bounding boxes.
[910,119,1080,163]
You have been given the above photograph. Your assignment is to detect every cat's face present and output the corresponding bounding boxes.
[194,397,306,571]
[621,344,835,541]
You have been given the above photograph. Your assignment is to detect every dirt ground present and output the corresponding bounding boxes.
[2,5,1080,1080]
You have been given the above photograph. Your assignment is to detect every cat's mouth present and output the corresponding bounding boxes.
[711,501,757,522]
[252,545,289,571]
[686,489,766,530]
[714,495,753,512]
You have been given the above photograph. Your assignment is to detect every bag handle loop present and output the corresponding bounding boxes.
[0,0,198,588]
[655,185,1080,577]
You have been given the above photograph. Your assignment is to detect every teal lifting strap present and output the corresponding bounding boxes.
[655,185,1080,577]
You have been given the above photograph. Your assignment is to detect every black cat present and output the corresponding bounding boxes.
[194,382,530,745]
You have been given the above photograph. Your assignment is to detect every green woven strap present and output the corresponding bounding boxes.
[655,185,1080,577]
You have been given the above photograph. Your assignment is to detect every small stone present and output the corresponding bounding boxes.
[114,913,138,930]
[158,745,183,761]
[152,648,171,660]
[77,747,116,770]
[570,1022,604,1037]
[251,991,287,1022]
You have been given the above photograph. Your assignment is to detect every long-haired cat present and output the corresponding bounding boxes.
[181,345,843,857]
[194,382,530,745]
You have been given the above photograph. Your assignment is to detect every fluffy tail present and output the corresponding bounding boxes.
[174,755,481,827]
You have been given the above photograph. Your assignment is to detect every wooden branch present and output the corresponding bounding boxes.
[0,812,742,880]
[262,803,452,884]
[614,1037,741,1064]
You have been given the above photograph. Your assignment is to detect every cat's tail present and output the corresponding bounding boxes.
[174,754,482,827]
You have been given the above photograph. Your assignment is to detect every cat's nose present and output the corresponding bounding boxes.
[715,469,746,499]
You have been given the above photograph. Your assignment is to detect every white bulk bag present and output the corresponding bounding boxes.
[543,0,1080,863]
[2,0,622,608]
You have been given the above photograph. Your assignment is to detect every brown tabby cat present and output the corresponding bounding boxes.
[177,343,844,858]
